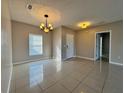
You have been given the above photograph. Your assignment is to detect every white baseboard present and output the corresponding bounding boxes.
[110,61,123,66]
[76,56,94,61]
[13,57,50,65]
[63,56,75,60]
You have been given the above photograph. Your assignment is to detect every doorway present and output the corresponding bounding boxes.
[66,34,74,59]
[94,31,111,63]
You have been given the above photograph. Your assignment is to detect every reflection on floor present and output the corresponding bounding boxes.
[10,58,123,93]
[96,57,109,63]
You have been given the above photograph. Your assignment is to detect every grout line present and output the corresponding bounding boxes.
[60,83,72,93]
[37,73,71,92]
[37,79,58,91]
[36,68,76,92]
[101,68,109,93]
[71,67,96,92]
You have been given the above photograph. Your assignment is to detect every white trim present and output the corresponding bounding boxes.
[63,56,76,61]
[94,30,112,63]
[76,56,94,61]
[13,57,50,65]
[110,61,123,66]
[7,64,13,93]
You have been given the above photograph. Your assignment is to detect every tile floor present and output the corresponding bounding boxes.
[10,58,123,93]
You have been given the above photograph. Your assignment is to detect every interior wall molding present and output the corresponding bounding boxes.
[110,61,123,66]
[76,56,95,61]
[63,56,76,61]
[13,57,50,65]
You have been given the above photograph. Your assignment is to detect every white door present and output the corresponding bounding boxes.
[66,34,74,59]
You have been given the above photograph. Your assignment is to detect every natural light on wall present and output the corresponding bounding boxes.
[77,21,91,29]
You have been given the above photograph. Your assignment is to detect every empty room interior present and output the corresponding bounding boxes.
[1,0,123,93]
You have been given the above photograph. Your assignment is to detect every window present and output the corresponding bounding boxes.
[29,34,43,56]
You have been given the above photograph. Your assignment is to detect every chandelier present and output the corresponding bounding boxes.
[40,14,53,33]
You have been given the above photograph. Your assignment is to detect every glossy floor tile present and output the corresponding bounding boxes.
[10,58,123,93]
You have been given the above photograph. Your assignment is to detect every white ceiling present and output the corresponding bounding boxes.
[9,0,123,30]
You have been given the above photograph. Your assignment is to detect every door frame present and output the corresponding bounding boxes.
[94,30,112,63]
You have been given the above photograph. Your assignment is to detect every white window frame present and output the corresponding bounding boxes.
[29,33,43,56]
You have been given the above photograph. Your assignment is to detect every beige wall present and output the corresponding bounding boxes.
[12,21,52,63]
[76,21,123,64]
[1,0,12,93]
[12,20,122,64]
[62,26,76,60]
